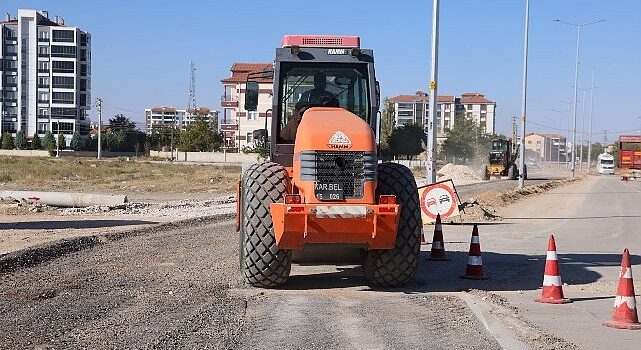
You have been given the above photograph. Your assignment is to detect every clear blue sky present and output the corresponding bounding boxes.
[4,0,641,142]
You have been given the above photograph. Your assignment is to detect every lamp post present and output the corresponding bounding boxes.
[518,0,530,189]
[426,0,440,184]
[554,19,605,177]
[587,63,611,173]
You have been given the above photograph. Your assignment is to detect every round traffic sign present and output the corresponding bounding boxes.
[420,182,457,219]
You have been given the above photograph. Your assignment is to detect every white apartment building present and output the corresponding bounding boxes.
[388,91,496,138]
[459,92,496,134]
[145,106,218,133]
[0,9,91,145]
[220,63,273,151]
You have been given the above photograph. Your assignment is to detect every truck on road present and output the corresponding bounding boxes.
[597,153,615,175]
[618,135,641,180]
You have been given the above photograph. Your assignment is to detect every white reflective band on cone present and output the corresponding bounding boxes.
[621,266,633,279]
[543,275,562,286]
[614,296,637,309]
[546,251,558,261]
[471,236,480,244]
[316,206,367,218]
[432,241,443,250]
[467,256,482,266]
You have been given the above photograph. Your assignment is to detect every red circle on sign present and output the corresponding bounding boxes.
[420,182,456,219]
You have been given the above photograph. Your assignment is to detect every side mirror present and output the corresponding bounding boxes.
[245,82,259,111]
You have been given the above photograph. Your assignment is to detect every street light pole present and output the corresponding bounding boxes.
[518,0,530,189]
[426,0,440,184]
[554,19,604,177]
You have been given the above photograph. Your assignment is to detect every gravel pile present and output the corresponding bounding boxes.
[60,195,236,220]
[436,163,484,186]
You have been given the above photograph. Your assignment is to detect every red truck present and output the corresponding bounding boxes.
[618,135,641,180]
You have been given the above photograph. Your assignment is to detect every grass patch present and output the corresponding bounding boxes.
[0,156,240,194]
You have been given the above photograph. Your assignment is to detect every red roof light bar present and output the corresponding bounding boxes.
[281,35,360,48]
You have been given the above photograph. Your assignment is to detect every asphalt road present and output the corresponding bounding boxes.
[2,171,635,350]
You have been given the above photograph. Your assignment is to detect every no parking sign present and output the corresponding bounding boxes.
[418,179,460,224]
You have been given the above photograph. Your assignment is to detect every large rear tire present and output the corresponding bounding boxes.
[508,164,518,180]
[240,162,291,287]
[364,163,422,287]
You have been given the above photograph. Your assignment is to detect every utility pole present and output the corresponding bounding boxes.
[426,0,440,184]
[189,60,197,110]
[518,0,530,189]
[96,98,102,160]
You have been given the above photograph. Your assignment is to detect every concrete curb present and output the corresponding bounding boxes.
[0,212,234,274]
[459,293,530,350]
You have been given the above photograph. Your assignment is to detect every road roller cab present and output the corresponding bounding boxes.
[238,35,421,287]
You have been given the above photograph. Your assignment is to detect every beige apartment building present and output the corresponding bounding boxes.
[524,133,567,162]
[387,91,496,141]
[220,63,273,151]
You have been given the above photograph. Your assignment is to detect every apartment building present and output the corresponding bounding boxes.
[220,63,273,151]
[0,9,91,145]
[145,106,218,133]
[459,92,496,134]
[388,91,496,137]
[524,133,567,162]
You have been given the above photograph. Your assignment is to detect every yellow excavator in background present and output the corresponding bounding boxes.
[484,139,526,180]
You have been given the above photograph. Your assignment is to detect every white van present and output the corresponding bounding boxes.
[597,153,615,174]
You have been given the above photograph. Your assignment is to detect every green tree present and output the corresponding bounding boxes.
[379,99,396,157]
[14,130,27,150]
[85,135,97,151]
[43,131,56,152]
[57,133,67,150]
[31,133,42,150]
[388,123,424,159]
[441,114,477,163]
[107,114,141,152]
[179,114,222,152]
[70,132,82,151]
[148,125,180,151]
[2,132,14,150]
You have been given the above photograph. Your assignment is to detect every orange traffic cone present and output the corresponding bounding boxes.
[429,214,448,261]
[604,249,641,330]
[535,235,572,304]
[461,224,487,279]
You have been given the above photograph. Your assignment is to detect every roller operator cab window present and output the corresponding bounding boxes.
[278,63,370,143]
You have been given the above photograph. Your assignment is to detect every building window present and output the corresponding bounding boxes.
[38,108,50,117]
[397,110,413,117]
[37,61,49,72]
[246,132,253,144]
[80,64,87,76]
[52,76,75,89]
[247,111,259,121]
[52,30,75,43]
[51,45,76,58]
[397,103,413,109]
[52,92,74,104]
[5,75,17,86]
[38,29,50,40]
[38,45,49,55]
[37,123,49,132]
[38,92,49,102]
[38,77,49,87]
[4,60,18,69]
[467,104,473,110]
[52,60,74,73]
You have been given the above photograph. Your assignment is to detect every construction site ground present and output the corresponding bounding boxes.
[2,165,640,349]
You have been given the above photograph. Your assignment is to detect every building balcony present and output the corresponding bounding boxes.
[221,96,238,108]
[220,123,239,131]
